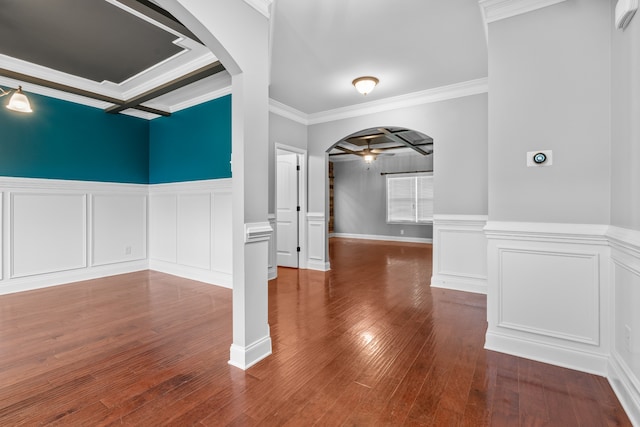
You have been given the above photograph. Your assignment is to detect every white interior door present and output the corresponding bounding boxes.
[277,152,299,268]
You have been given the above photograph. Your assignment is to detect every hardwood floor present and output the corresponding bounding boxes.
[0,238,631,426]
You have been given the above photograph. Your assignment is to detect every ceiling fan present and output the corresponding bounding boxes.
[362,141,394,163]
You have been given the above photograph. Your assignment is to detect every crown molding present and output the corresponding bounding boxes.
[243,0,273,18]
[479,0,567,24]
[305,77,488,125]
[269,99,308,125]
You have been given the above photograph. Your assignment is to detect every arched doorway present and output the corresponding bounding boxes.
[327,126,434,246]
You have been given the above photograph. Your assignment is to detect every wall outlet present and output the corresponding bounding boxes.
[625,325,632,352]
[125,246,132,255]
[400,229,404,235]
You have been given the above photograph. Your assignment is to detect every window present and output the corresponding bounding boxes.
[386,173,433,224]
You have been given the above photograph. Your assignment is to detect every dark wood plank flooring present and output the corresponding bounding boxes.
[0,238,631,426]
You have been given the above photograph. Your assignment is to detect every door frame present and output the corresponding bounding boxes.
[275,143,308,269]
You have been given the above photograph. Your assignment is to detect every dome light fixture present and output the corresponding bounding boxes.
[1,86,33,113]
[352,76,379,96]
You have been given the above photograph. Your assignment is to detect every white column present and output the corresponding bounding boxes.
[156,0,272,369]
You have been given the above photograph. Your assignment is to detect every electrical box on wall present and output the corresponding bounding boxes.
[527,150,553,167]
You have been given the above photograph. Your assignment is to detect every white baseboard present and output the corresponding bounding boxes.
[608,352,640,426]
[307,260,331,272]
[485,331,609,376]
[431,275,487,294]
[0,260,148,296]
[228,334,273,370]
[331,232,432,244]
[149,259,232,289]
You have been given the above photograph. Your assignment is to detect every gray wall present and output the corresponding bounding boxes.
[488,0,611,224]
[269,112,308,213]
[308,93,488,218]
[611,1,640,232]
[332,154,433,239]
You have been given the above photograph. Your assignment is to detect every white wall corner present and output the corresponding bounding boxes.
[228,334,273,370]
[608,353,640,427]
[431,215,488,294]
[479,0,568,25]
[243,0,273,18]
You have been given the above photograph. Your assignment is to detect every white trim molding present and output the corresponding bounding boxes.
[485,221,610,376]
[331,233,432,244]
[479,0,567,24]
[245,222,273,243]
[431,214,488,294]
[229,333,273,370]
[269,99,308,125]
[268,78,488,126]
[307,78,488,125]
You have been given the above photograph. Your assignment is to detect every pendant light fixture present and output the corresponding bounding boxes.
[352,76,379,96]
[1,86,33,113]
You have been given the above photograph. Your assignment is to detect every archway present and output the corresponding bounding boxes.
[326,126,434,251]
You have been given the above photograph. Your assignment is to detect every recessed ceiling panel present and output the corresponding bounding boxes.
[0,0,183,84]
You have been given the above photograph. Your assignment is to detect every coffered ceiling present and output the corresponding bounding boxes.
[0,0,230,119]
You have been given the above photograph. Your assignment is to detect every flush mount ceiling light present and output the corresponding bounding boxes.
[352,76,379,96]
[0,86,33,113]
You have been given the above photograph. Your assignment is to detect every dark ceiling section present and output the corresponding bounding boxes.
[0,0,183,83]
[330,127,434,158]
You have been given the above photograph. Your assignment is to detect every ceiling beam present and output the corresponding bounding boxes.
[0,67,171,116]
[105,61,226,115]
[113,0,203,44]
[333,145,363,156]
[378,128,430,156]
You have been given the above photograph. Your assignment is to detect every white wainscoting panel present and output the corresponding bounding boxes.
[92,194,147,266]
[148,194,178,263]
[177,193,211,270]
[0,178,148,295]
[11,192,87,278]
[148,179,232,288]
[485,221,610,375]
[431,215,488,294]
[211,192,233,280]
[307,212,329,271]
[498,248,599,345]
[608,226,640,426]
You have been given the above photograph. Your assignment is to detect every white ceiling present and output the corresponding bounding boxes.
[269,0,488,114]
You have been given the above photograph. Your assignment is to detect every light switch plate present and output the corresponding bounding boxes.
[527,150,553,167]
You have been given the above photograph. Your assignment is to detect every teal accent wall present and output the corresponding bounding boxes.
[149,95,231,184]
[0,90,150,183]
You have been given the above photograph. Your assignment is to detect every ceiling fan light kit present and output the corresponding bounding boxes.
[352,76,379,95]
[1,86,33,113]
